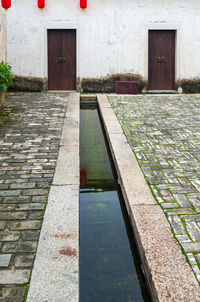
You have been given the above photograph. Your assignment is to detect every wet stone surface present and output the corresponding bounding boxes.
[80,105,151,301]
[109,95,200,283]
[0,92,68,300]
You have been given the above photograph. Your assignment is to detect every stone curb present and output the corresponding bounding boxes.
[27,93,80,302]
[97,94,200,302]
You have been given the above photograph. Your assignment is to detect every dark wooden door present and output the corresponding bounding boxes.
[48,29,76,90]
[148,30,175,90]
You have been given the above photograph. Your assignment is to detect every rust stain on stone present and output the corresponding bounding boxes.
[53,233,75,239]
[59,248,77,257]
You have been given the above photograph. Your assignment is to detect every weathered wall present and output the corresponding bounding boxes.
[6,0,200,86]
[0,8,6,61]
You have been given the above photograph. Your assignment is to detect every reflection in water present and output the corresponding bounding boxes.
[80,104,151,302]
[80,170,87,185]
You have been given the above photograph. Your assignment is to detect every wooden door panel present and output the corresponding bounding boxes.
[48,29,76,90]
[148,30,175,90]
[48,30,62,90]
[62,30,76,90]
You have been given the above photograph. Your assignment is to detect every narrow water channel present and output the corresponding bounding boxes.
[80,102,152,302]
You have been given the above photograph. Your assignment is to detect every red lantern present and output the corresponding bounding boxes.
[80,0,87,10]
[1,0,11,10]
[38,0,45,9]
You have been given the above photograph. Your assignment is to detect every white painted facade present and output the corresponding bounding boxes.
[5,0,200,81]
[0,9,7,61]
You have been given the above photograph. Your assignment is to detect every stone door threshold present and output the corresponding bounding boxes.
[147,90,177,94]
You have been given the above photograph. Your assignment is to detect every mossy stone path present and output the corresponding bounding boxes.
[109,94,200,283]
[0,92,68,301]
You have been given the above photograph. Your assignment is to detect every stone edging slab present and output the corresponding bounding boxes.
[27,93,80,302]
[97,94,200,302]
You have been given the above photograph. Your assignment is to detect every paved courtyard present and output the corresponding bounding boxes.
[1,92,200,301]
[109,94,200,283]
[0,93,68,302]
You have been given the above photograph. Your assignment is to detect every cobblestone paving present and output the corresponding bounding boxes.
[0,93,68,301]
[109,94,200,283]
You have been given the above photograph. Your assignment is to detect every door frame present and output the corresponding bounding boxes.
[42,22,80,91]
[148,30,175,90]
[144,23,181,86]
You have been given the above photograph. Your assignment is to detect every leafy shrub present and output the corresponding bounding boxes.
[0,61,14,91]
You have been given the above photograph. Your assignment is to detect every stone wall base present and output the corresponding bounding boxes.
[175,78,200,93]
[11,76,47,92]
[82,73,147,93]
[9,74,147,93]
[9,75,200,94]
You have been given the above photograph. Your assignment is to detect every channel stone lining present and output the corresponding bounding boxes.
[0,92,69,302]
[27,92,80,302]
[98,94,200,301]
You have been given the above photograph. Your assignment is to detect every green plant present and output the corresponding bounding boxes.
[0,61,14,91]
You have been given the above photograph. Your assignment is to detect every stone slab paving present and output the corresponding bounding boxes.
[108,94,200,283]
[0,92,68,301]
[27,93,79,302]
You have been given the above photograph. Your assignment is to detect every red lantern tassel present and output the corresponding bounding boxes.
[80,0,87,10]
[1,0,11,10]
[38,0,45,9]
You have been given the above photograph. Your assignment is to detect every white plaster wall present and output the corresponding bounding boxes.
[6,0,200,80]
[0,8,7,61]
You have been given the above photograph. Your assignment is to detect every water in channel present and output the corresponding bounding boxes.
[80,103,151,302]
